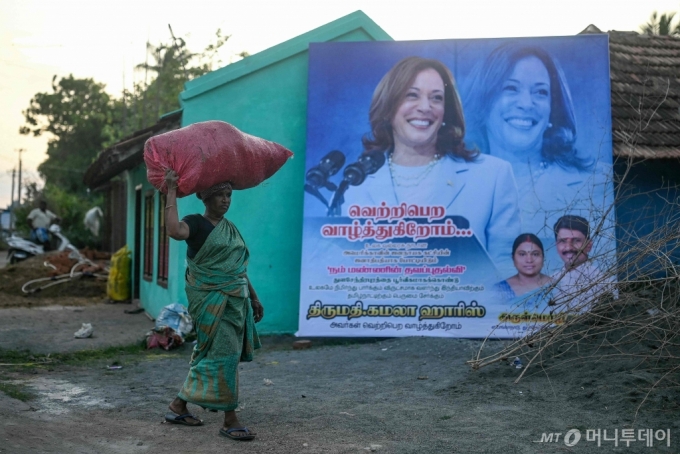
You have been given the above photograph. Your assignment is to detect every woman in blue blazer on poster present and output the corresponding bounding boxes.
[342,56,521,275]
[462,42,613,242]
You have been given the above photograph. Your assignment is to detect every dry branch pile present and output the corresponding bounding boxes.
[469,157,680,416]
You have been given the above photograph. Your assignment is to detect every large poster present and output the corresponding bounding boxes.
[298,36,615,338]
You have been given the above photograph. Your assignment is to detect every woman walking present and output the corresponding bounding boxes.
[163,169,264,441]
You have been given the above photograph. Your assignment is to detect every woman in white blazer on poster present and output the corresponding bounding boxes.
[342,56,521,274]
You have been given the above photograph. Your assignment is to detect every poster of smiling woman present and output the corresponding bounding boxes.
[298,35,615,338]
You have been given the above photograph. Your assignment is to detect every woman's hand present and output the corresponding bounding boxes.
[165,169,179,191]
[251,299,264,323]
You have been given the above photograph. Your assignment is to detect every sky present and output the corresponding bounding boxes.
[1,0,678,208]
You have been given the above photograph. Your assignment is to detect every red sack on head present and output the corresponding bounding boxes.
[144,120,293,197]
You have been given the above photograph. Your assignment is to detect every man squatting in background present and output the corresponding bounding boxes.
[26,200,60,250]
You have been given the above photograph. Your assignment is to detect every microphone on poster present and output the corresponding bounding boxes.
[304,150,346,207]
[327,151,386,216]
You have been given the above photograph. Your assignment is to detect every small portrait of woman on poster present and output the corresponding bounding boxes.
[342,56,521,271]
[494,233,552,309]
[463,42,608,235]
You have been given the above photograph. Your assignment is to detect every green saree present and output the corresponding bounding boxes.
[178,218,260,411]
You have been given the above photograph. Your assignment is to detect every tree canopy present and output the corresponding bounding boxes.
[20,75,117,194]
[117,29,232,139]
[641,11,680,36]
[20,29,238,195]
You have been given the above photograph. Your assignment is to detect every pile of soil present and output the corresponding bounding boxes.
[0,250,110,308]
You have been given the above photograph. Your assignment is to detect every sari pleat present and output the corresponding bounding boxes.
[177,218,260,411]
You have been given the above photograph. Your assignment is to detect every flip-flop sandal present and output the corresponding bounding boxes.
[164,411,203,426]
[219,426,255,441]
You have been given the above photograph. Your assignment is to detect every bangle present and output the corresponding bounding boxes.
[165,205,175,209]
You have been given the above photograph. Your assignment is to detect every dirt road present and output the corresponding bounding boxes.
[1,303,677,454]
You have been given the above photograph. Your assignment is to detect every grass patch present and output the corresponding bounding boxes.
[0,343,150,368]
[0,381,34,402]
[60,344,148,364]
[0,334,382,369]
[142,353,181,362]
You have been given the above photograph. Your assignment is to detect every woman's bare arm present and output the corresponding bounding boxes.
[164,170,191,240]
[247,278,264,323]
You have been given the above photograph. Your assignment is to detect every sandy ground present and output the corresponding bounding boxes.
[0,303,153,353]
[0,300,678,454]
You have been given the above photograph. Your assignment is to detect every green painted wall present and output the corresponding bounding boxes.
[126,166,176,317]
[124,11,391,330]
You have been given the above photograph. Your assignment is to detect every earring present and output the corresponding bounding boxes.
[547,123,553,128]
[442,122,446,127]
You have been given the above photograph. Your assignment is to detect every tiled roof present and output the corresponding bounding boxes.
[608,31,680,158]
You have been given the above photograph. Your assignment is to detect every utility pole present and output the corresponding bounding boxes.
[16,148,25,207]
[9,167,15,232]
